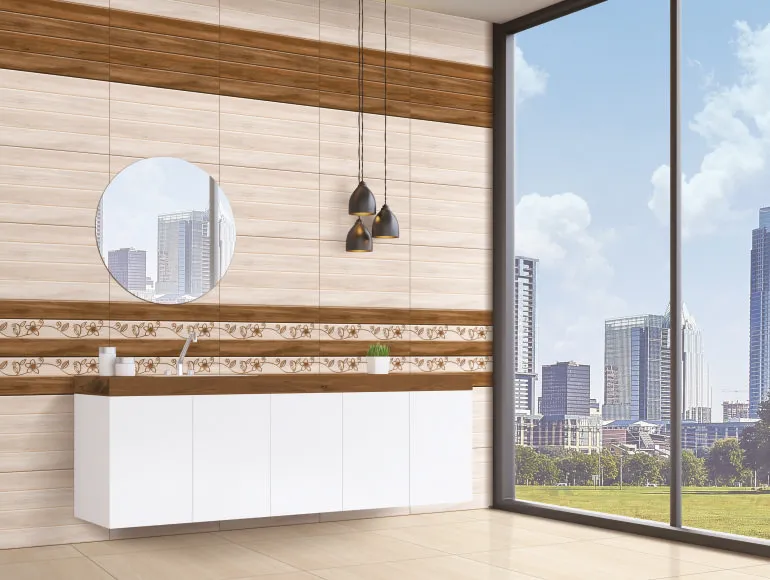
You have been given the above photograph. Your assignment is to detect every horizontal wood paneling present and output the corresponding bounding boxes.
[74,372,491,396]
[0,300,491,324]
[0,0,491,128]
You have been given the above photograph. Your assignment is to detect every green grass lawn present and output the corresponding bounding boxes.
[516,486,770,539]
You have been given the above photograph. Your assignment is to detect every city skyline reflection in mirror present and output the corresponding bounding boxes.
[96,157,236,305]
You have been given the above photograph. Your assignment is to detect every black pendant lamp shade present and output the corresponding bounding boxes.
[348,180,376,216]
[346,217,373,252]
[372,203,399,238]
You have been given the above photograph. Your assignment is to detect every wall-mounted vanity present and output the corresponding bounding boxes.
[74,374,479,529]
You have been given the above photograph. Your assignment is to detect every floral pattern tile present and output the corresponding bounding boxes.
[219,322,317,340]
[319,356,411,374]
[0,357,100,376]
[411,356,492,373]
[219,356,317,374]
[0,320,106,339]
[319,324,409,341]
[412,325,491,341]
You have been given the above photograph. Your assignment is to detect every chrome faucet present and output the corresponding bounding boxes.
[177,330,198,376]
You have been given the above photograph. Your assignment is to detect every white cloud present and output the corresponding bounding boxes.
[514,43,548,105]
[516,193,625,366]
[649,21,770,238]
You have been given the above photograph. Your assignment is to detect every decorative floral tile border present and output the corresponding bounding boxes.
[0,356,491,377]
[0,320,491,342]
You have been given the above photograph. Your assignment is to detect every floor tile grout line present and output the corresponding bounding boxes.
[70,544,119,580]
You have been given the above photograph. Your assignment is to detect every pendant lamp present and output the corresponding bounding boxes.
[346,0,374,252]
[346,217,373,252]
[347,0,376,218]
[372,0,400,239]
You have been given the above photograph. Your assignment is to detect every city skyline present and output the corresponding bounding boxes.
[514,1,770,419]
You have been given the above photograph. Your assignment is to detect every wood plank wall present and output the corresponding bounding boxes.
[0,0,493,548]
[0,0,492,127]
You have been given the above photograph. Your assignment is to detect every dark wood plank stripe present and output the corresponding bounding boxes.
[0,377,74,396]
[221,77,319,108]
[220,43,318,75]
[0,29,108,62]
[0,10,109,44]
[410,54,491,83]
[110,27,219,60]
[109,7,219,43]
[0,339,490,358]
[110,45,219,78]
[220,60,318,91]
[219,25,318,58]
[73,372,491,396]
[0,48,108,81]
[0,0,109,26]
[110,64,220,96]
[410,102,491,128]
[0,301,491,326]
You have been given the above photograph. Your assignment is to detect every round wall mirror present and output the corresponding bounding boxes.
[97,157,236,304]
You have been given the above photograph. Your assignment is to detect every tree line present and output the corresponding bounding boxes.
[516,400,770,487]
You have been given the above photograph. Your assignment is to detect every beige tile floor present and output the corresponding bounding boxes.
[1,509,769,579]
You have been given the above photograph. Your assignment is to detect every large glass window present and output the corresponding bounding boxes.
[512,0,671,523]
[681,0,770,540]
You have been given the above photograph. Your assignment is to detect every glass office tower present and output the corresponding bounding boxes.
[749,207,770,417]
[604,315,670,421]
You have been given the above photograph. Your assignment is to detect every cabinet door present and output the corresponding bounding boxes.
[193,395,270,522]
[109,396,193,528]
[343,392,409,511]
[270,393,343,516]
[410,391,473,507]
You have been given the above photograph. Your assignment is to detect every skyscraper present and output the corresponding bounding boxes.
[603,314,670,421]
[541,361,590,416]
[156,210,211,300]
[514,256,538,414]
[666,303,711,423]
[750,207,770,417]
[107,248,147,294]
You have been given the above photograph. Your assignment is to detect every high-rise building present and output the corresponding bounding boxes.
[603,315,670,421]
[156,210,211,300]
[107,248,147,294]
[514,256,538,414]
[723,400,750,422]
[541,361,590,416]
[666,303,711,423]
[750,207,770,417]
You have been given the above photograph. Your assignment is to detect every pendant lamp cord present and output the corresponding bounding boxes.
[384,0,388,206]
[358,0,364,183]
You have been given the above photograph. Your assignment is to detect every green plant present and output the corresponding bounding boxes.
[366,343,390,357]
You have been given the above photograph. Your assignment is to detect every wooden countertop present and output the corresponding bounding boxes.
[72,372,492,396]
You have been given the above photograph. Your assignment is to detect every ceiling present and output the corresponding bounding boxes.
[390,0,565,24]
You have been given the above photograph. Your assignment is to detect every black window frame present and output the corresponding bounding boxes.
[491,0,770,558]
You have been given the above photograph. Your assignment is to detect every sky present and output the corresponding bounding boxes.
[513,0,770,419]
[100,157,234,284]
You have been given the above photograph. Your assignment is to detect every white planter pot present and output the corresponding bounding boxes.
[366,356,390,375]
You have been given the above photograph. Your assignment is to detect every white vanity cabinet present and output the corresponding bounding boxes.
[410,391,473,506]
[74,388,473,529]
[193,395,271,522]
[75,395,194,529]
[342,392,410,511]
[270,393,344,516]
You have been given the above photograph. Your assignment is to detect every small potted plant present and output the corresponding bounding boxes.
[366,343,391,375]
